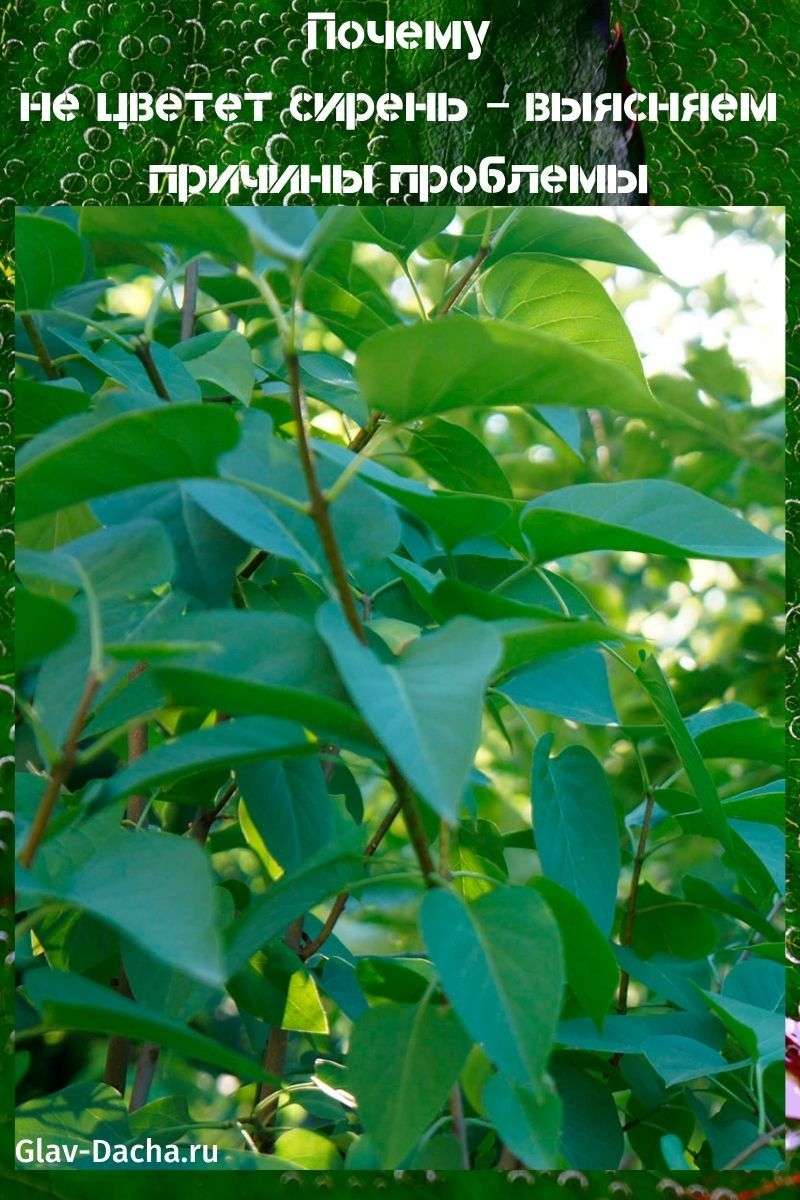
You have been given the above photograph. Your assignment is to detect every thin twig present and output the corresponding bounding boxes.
[124,663,149,826]
[721,1123,786,1170]
[21,314,62,379]
[617,787,656,1014]
[189,781,236,844]
[18,674,101,868]
[286,349,366,642]
[449,1084,471,1169]
[180,260,199,342]
[736,894,784,963]
[103,967,133,1094]
[129,1042,160,1113]
[300,795,403,961]
[389,764,436,887]
[133,340,171,401]
[254,917,305,1151]
[348,411,382,454]
[106,675,150,1092]
[438,245,489,316]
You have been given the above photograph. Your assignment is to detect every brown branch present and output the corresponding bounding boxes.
[189,781,236,845]
[106,675,150,1092]
[125,777,235,1112]
[129,1042,159,1113]
[617,789,656,1014]
[721,1123,786,1170]
[300,795,403,962]
[438,244,489,316]
[124,663,149,825]
[180,260,199,342]
[449,1083,470,1169]
[286,349,366,643]
[21,314,62,379]
[103,967,133,1094]
[346,241,491,453]
[254,916,305,1151]
[389,764,436,887]
[239,549,269,581]
[348,411,382,454]
[18,675,101,868]
[133,340,171,401]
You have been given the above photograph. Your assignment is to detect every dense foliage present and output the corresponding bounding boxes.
[14,205,784,1172]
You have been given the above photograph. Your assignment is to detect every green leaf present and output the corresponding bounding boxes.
[501,646,618,725]
[699,991,783,1066]
[183,479,319,574]
[490,208,660,272]
[15,1081,128,1152]
[223,410,401,571]
[629,883,718,960]
[532,734,621,936]
[681,876,777,941]
[272,1129,340,1170]
[18,518,175,599]
[483,1074,562,1169]
[348,997,471,1167]
[317,604,502,822]
[225,829,364,976]
[303,243,401,349]
[641,1036,743,1087]
[16,584,77,669]
[23,827,226,987]
[16,379,90,443]
[522,480,782,564]
[635,655,735,857]
[421,887,563,1093]
[408,417,512,497]
[356,315,657,425]
[18,404,240,521]
[229,946,328,1034]
[99,716,312,805]
[94,482,251,608]
[481,253,645,381]
[79,207,254,265]
[59,332,202,403]
[686,702,783,766]
[150,610,370,745]
[235,207,320,262]
[237,757,333,876]
[23,970,272,1082]
[552,1064,624,1169]
[352,208,456,260]
[174,331,255,403]
[558,1011,725,1054]
[16,215,85,311]
[530,878,618,1027]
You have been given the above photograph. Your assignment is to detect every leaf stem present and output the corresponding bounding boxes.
[21,314,62,379]
[721,1122,786,1169]
[389,764,436,887]
[133,338,171,402]
[254,916,305,1151]
[49,309,134,352]
[286,349,366,642]
[398,256,428,320]
[18,674,101,869]
[300,795,403,961]
[617,749,656,1014]
[180,260,199,342]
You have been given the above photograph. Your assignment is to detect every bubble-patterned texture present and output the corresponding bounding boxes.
[625,0,797,206]
[1,0,646,213]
